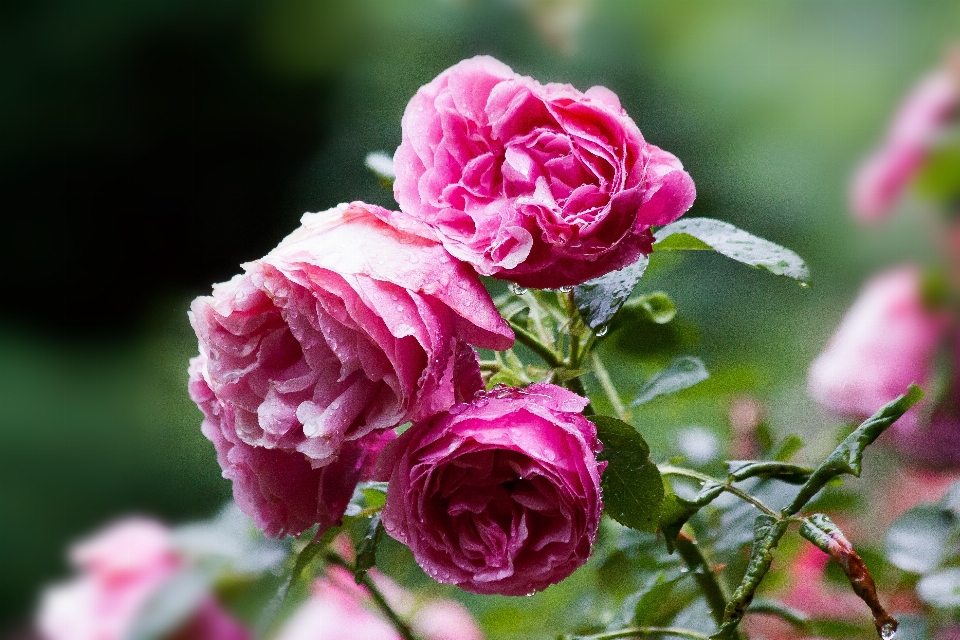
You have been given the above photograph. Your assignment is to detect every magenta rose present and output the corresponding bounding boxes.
[850,66,958,222]
[392,55,696,289]
[377,383,604,596]
[808,267,960,467]
[36,519,248,640]
[188,202,513,537]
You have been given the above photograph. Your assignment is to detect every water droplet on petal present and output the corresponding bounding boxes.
[594,325,608,337]
[559,286,573,293]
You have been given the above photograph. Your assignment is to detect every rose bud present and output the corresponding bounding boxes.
[36,519,248,640]
[377,383,604,596]
[188,202,513,538]
[808,267,960,467]
[850,61,958,222]
[391,55,696,289]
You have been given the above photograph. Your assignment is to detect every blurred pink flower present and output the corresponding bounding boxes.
[392,55,696,288]
[808,266,960,468]
[189,202,513,537]
[36,519,247,640]
[274,565,484,640]
[377,383,604,596]
[850,67,958,221]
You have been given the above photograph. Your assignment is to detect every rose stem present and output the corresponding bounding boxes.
[324,552,420,640]
[590,352,626,420]
[562,627,712,640]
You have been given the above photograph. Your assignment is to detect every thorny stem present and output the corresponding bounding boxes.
[658,465,780,518]
[324,552,420,640]
[562,627,712,640]
[590,353,627,420]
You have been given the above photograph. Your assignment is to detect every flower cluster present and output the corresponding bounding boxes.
[187,56,694,595]
[811,50,960,470]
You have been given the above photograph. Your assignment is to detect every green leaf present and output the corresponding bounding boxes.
[727,461,813,485]
[632,571,689,626]
[128,564,219,640]
[354,515,385,582]
[917,568,960,608]
[364,151,395,190]
[712,515,790,639]
[654,217,810,284]
[622,292,677,325]
[784,384,924,516]
[574,255,649,330]
[632,356,709,407]
[884,504,955,574]
[591,415,664,533]
[359,481,388,510]
[660,483,724,553]
[772,434,804,462]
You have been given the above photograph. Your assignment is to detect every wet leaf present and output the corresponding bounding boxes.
[654,217,810,284]
[591,416,664,533]
[574,255,649,329]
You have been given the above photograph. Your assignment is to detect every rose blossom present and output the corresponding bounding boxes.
[808,267,960,467]
[274,565,484,640]
[377,383,604,596]
[392,55,696,288]
[36,519,247,640]
[189,202,513,537]
[850,60,959,221]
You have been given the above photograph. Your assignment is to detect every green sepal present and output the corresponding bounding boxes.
[653,217,810,284]
[591,415,664,533]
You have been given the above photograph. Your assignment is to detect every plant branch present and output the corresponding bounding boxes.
[324,552,420,640]
[562,627,712,640]
[673,532,731,630]
[590,353,627,420]
[509,319,564,368]
[658,465,779,518]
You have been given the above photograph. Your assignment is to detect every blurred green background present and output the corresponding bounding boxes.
[2,0,958,633]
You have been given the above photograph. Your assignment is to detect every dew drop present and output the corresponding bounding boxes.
[879,622,897,640]
[558,285,573,293]
[509,284,528,296]
[798,281,810,288]
[594,325,609,337]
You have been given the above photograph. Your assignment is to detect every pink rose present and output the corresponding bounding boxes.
[808,267,960,466]
[36,519,247,640]
[392,56,696,288]
[274,565,484,640]
[189,202,513,537]
[850,68,958,221]
[377,383,603,596]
